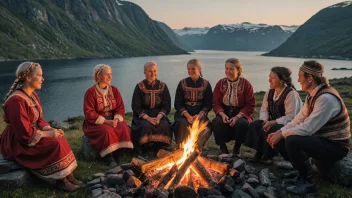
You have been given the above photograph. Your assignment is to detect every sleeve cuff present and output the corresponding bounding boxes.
[95,115,105,125]
[114,114,124,122]
[42,125,52,130]
[28,131,43,147]
[158,112,167,117]
[138,112,146,119]
[281,130,294,138]
[180,110,188,116]
[215,109,224,115]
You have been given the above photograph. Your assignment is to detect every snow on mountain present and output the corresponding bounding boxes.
[174,22,298,36]
[328,1,352,8]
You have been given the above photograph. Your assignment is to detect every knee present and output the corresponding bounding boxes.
[212,116,223,127]
[285,136,300,150]
[235,118,249,130]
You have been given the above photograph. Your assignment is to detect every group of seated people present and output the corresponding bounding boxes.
[0,59,350,195]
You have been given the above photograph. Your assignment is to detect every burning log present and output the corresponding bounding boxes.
[188,169,194,189]
[168,151,199,190]
[194,128,212,151]
[157,149,171,158]
[141,149,184,173]
[157,164,178,189]
[198,156,229,174]
[191,159,218,188]
[131,158,147,167]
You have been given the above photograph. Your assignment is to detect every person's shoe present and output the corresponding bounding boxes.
[232,145,240,157]
[56,178,80,192]
[286,177,317,195]
[247,153,262,163]
[220,144,229,154]
[103,153,115,166]
[66,174,85,187]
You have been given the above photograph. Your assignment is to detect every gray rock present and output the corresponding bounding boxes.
[81,135,100,161]
[244,164,256,174]
[97,193,121,198]
[156,189,169,198]
[94,173,105,178]
[49,120,69,130]
[107,174,124,186]
[92,188,103,197]
[248,174,258,180]
[264,186,279,198]
[207,188,222,195]
[269,173,277,182]
[275,161,293,170]
[109,188,116,193]
[254,185,267,196]
[0,158,24,174]
[232,189,251,198]
[233,159,246,171]
[0,169,31,186]
[87,178,101,186]
[328,152,352,187]
[246,178,259,185]
[174,186,197,198]
[106,166,123,174]
[207,195,226,198]
[241,183,260,198]
[89,183,103,191]
[259,168,271,187]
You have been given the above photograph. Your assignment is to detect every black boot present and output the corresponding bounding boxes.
[286,160,317,195]
[112,149,123,164]
[248,152,262,163]
[220,144,229,154]
[103,153,117,167]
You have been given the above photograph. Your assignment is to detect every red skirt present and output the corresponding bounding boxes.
[83,121,133,157]
[0,128,77,179]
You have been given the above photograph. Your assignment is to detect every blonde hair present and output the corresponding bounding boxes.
[225,58,243,77]
[187,58,203,77]
[4,62,41,101]
[93,64,111,83]
[144,61,157,73]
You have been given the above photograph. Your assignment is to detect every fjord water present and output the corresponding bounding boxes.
[1,50,351,121]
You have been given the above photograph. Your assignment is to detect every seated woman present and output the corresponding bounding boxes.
[245,67,302,164]
[212,58,255,155]
[0,62,82,192]
[83,64,133,167]
[173,59,213,147]
[131,61,172,152]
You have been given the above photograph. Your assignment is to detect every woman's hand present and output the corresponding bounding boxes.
[155,114,163,125]
[267,130,283,148]
[262,120,276,132]
[184,113,194,124]
[104,120,116,128]
[219,112,229,123]
[47,129,64,138]
[146,117,157,125]
[228,116,238,127]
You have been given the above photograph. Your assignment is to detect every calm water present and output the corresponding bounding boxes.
[1,50,352,121]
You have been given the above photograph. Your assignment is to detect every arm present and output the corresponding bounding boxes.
[159,84,171,117]
[32,93,51,130]
[281,94,341,137]
[131,84,146,119]
[276,91,303,125]
[259,90,269,121]
[239,80,256,121]
[199,82,213,116]
[174,81,187,116]
[212,80,225,115]
[112,87,125,122]
[84,89,105,124]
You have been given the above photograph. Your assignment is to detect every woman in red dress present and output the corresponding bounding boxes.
[83,64,133,167]
[0,62,82,192]
[212,58,256,155]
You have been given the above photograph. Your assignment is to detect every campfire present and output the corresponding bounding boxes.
[87,118,280,198]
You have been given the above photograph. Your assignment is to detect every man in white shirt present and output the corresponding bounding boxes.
[267,60,350,196]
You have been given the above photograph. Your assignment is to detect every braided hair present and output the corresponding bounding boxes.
[271,66,296,90]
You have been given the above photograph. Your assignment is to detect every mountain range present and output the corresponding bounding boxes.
[0,0,186,61]
[264,1,352,60]
[174,22,299,51]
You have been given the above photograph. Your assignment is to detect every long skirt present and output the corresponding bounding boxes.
[83,121,133,157]
[245,120,283,158]
[1,129,77,180]
[131,117,173,147]
[212,115,249,150]
[173,114,212,146]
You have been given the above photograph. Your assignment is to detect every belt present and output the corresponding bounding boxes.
[185,102,202,106]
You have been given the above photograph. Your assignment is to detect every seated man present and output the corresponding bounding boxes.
[267,60,350,195]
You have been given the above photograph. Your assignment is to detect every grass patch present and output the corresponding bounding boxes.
[1,77,352,197]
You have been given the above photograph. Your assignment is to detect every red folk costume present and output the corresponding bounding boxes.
[83,85,133,157]
[0,90,77,179]
[213,77,255,122]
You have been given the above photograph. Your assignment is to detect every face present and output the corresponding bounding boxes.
[98,67,112,86]
[225,62,238,81]
[187,64,200,79]
[145,65,158,82]
[27,67,44,90]
[268,72,283,89]
[298,70,311,91]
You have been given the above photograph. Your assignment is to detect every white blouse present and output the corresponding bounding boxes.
[260,87,302,125]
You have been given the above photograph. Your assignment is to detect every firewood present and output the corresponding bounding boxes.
[198,156,229,174]
[131,157,147,167]
[191,159,218,188]
[157,164,178,189]
[195,128,211,151]
[168,151,199,190]
[156,149,172,158]
[141,149,184,173]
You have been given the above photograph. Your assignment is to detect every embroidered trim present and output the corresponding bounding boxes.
[138,80,165,109]
[35,151,76,176]
[268,87,293,120]
[28,130,42,146]
[114,114,124,122]
[139,134,172,145]
[95,85,116,112]
[181,78,208,102]
[100,141,134,157]
[95,115,105,125]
